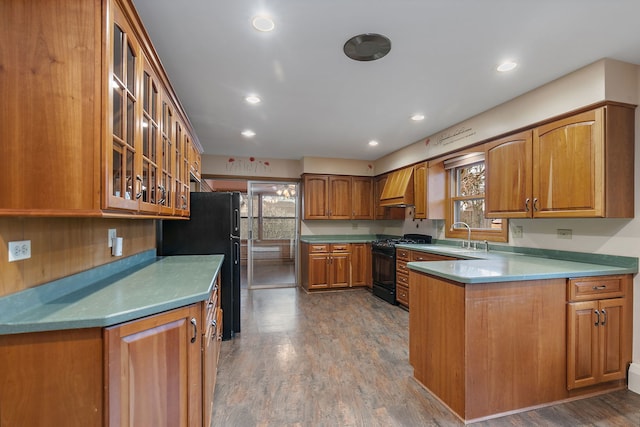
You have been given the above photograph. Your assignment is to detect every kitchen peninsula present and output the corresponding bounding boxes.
[402,244,637,423]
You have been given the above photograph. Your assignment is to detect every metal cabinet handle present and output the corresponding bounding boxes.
[592,285,607,290]
[601,309,607,326]
[181,194,187,209]
[158,184,166,205]
[190,318,197,343]
[533,198,539,211]
[525,198,530,212]
[594,309,600,327]
[135,175,143,199]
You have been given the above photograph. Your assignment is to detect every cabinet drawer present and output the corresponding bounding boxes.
[411,251,455,262]
[396,248,410,260]
[568,276,625,301]
[309,244,329,253]
[330,244,349,253]
[396,260,409,275]
[396,283,409,307]
[396,271,409,286]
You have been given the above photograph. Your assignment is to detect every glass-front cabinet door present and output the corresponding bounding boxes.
[158,94,174,215]
[139,57,160,213]
[107,8,140,211]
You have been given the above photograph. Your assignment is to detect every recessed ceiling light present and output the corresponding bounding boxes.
[410,113,425,121]
[252,15,275,32]
[245,95,261,104]
[497,61,518,72]
[241,130,256,138]
[368,140,379,147]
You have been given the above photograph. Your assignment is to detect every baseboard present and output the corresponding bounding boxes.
[629,363,640,394]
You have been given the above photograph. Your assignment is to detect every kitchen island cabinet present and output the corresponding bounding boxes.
[567,275,632,390]
[408,260,634,423]
[0,255,223,427]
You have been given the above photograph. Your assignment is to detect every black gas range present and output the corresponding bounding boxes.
[371,234,432,304]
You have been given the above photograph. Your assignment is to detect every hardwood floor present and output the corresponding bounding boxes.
[211,287,640,426]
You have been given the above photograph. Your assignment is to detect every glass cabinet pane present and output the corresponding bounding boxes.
[113,25,123,82]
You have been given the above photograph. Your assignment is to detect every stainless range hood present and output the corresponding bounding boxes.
[380,167,414,207]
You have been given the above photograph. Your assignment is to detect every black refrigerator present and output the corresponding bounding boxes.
[158,192,241,340]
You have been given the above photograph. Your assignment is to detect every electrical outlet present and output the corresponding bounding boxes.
[8,240,31,262]
[557,229,572,239]
[108,229,117,247]
[512,225,523,238]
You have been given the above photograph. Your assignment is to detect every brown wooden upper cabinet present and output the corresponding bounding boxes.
[0,0,201,218]
[485,104,635,218]
[413,161,445,220]
[302,174,373,220]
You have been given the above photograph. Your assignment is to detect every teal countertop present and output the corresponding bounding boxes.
[0,252,224,335]
[300,234,380,244]
[400,244,638,284]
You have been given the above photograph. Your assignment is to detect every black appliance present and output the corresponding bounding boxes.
[158,192,241,340]
[371,233,432,304]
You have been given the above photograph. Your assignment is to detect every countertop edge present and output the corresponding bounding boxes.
[0,254,224,335]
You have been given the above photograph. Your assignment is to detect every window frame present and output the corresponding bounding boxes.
[443,152,509,243]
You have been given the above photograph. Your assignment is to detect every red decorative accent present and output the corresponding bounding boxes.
[249,157,255,162]
[424,138,430,146]
[368,164,373,169]
[264,161,270,166]
[228,158,235,162]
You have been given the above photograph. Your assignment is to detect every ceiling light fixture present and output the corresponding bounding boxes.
[344,33,391,61]
[497,61,518,72]
[241,130,256,138]
[245,95,261,104]
[368,140,379,147]
[410,113,425,121]
[252,15,275,32]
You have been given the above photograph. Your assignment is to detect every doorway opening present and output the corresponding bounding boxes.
[242,181,299,289]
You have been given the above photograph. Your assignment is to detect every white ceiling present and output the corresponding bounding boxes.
[132,0,640,162]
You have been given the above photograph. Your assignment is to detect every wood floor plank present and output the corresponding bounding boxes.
[211,287,640,426]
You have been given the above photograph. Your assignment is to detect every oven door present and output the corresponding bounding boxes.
[371,248,397,304]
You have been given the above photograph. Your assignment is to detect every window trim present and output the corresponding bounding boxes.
[443,155,508,243]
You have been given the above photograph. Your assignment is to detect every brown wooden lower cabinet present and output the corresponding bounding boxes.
[106,304,202,427]
[566,275,632,390]
[301,242,372,291]
[408,271,633,423]
[0,286,222,427]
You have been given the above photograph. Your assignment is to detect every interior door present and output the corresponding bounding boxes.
[247,181,299,289]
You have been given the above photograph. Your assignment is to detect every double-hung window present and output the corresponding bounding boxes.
[445,152,508,243]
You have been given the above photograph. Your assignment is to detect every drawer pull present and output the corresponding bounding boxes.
[594,310,600,327]
[190,318,198,343]
[601,309,607,326]
[592,285,607,290]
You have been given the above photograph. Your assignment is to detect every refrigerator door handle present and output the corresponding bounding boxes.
[233,208,240,233]
[233,240,240,265]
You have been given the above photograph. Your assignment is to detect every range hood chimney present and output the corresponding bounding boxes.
[379,167,414,207]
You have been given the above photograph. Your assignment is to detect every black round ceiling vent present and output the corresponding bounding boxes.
[343,33,391,61]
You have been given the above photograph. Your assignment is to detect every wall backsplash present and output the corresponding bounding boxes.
[0,217,156,297]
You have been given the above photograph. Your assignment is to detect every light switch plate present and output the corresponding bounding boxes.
[8,240,31,262]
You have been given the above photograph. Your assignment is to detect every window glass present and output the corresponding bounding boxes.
[446,157,507,242]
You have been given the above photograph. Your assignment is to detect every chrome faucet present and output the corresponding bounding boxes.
[450,221,471,249]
